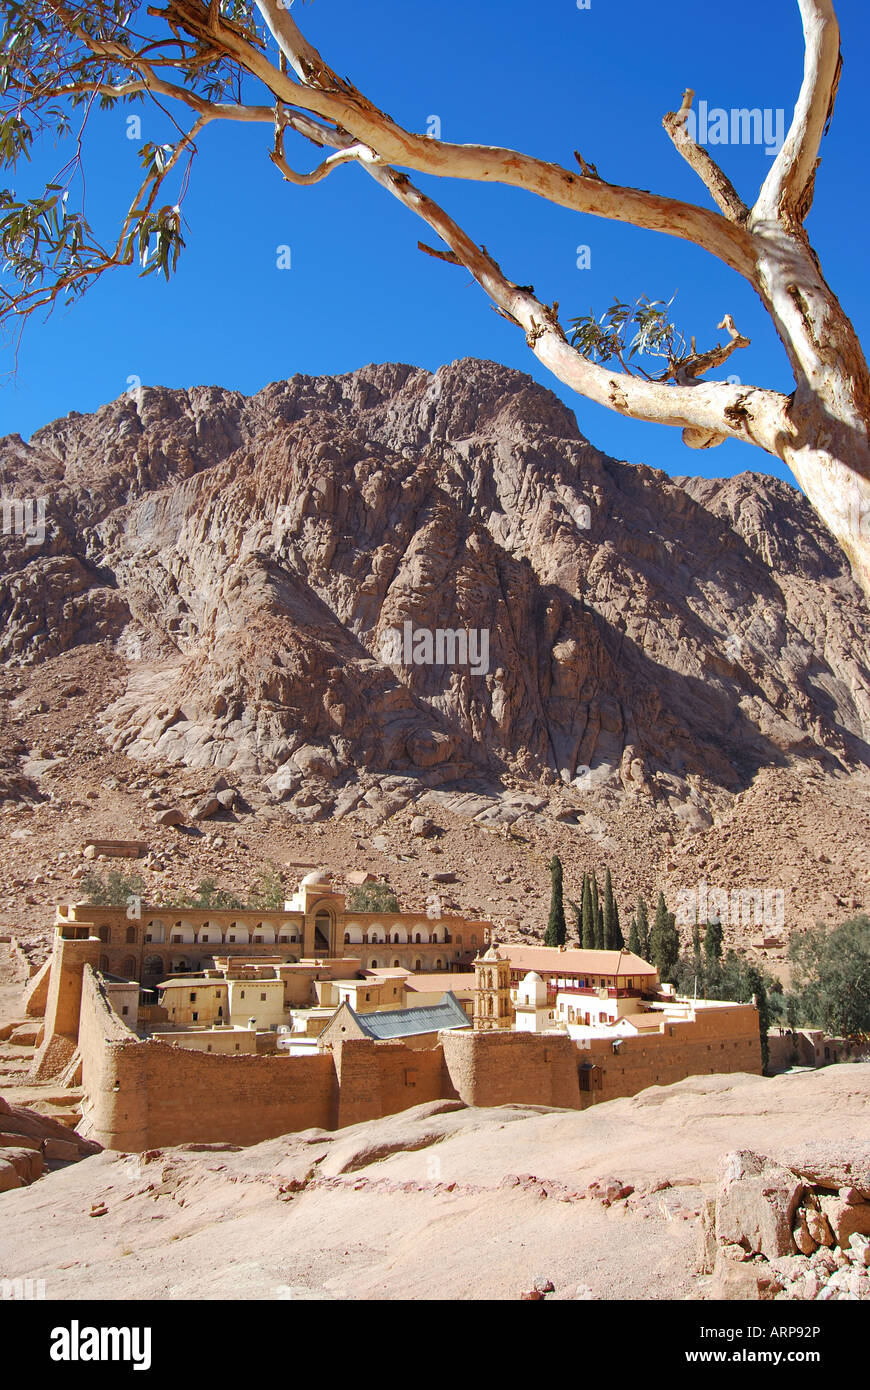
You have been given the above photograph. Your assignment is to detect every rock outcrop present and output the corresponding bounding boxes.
[0,1094,99,1190]
[705,1146,870,1299]
[1,359,868,813]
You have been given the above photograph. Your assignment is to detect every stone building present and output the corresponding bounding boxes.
[473,946,512,1030]
[54,869,493,992]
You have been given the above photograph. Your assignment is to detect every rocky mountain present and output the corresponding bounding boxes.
[0,358,869,947]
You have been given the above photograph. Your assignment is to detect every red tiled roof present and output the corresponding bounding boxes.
[495,945,658,977]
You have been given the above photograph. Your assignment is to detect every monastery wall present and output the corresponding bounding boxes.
[578,1005,762,1104]
[78,967,339,1150]
[331,1038,456,1128]
[51,949,762,1152]
[440,1030,582,1110]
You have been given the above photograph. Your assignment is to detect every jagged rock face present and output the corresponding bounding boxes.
[1,359,869,805]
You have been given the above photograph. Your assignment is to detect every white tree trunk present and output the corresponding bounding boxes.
[751,221,870,592]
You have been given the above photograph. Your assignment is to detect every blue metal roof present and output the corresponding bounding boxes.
[352,991,470,1039]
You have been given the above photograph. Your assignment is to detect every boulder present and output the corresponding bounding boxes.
[191,797,221,821]
[696,1198,717,1275]
[793,1208,818,1256]
[710,1250,782,1301]
[805,1206,835,1248]
[2,1145,44,1182]
[817,1194,870,1249]
[0,1158,22,1192]
[410,815,435,838]
[716,1150,804,1259]
[43,1136,85,1162]
[155,808,184,826]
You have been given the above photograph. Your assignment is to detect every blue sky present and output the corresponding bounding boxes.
[2,0,868,486]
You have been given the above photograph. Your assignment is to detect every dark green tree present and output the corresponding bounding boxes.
[602,868,617,950]
[81,868,144,906]
[650,891,680,984]
[612,894,624,950]
[347,882,399,912]
[591,872,603,949]
[788,915,870,1038]
[545,855,567,947]
[636,895,651,960]
[568,896,582,943]
[581,875,596,949]
[704,919,724,969]
[628,915,641,956]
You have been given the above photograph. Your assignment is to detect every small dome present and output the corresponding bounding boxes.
[518,970,547,1005]
[482,945,502,961]
[300,869,332,888]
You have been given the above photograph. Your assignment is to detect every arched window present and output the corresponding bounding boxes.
[121,956,136,978]
[126,926,137,944]
[98,954,109,972]
[414,959,422,971]
[370,959,379,969]
[344,932,351,944]
[393,959,400,968]
[98,926,110,943]
[143,953,164,977]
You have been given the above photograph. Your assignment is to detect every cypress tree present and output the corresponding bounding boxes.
[650,891,680,984]
[613,894,624,950]
[544,854,567,947]
[581,874,596,949]
[636,895,651,959]
[591,872,603,949]
[704,919,724,967]
[568,897,582,942]
[602,868,616,950]
[628,915,641,956]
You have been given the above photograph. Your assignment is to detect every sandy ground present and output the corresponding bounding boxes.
[1,1064,868,1301]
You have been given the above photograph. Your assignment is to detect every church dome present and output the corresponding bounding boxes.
[300,869,332,888]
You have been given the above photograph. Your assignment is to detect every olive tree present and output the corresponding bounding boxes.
[2,0,869,592]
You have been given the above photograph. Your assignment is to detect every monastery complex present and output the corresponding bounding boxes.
[18,871,763,1151]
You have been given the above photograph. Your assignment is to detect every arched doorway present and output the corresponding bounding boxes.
[314,911,332,954]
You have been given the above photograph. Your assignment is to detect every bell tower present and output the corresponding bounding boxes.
[473,945,512,1030]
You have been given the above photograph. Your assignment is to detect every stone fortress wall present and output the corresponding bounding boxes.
[38,937,760,1152]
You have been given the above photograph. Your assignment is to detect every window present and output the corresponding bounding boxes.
[192,1011,198,1022]
[121,1006,129,1016]
[240,989,245,998]
[190,992,197,1002]
[126,926,137,944]
[218,1006,223,1017]
[260,992,266,1002]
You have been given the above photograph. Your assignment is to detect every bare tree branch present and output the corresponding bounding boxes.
[754,0,842,224]
[153,0,757,279]
[663,89,749,223]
